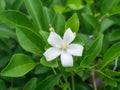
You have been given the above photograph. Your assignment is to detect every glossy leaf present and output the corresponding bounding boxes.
[16,26,45,55]
[40,57,58,68]
[23,78,37,90]
[1,54,36,77]
[65,13,79,32]
[36,74,61,90]
[52,12,65,36]
[0,10,34,30]
[98,42,120,70]
[82,13,99,30]
[81,34,103,67]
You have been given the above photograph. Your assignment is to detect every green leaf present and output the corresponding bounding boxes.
[101,0,120,14]
[36,74,61,90]
[82,13,99,30]
[16,26,45,55]
[108,29,120,41]
[98,42,120,70]
[1,54,36,77]
[0,79,6,90]
[67,0,84,10]
[52,12,65,36]
[104,69,120,77]
[35,65,50,74]
[40,57,58,68]
[39,30,49,44]
[24,0,52,31]
[105,79,117,87]
[23,78,37,90]
[100,18,114,32]
[0,23,16,39]
[0,0,6,11]
[81,34,103,67]
[65,13,79,32]
[0,10,34,30]
[10,0,23,10]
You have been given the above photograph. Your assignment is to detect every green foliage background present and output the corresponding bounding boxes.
[0,0,120,90]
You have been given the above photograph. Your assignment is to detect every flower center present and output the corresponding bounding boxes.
[61,44,67,50]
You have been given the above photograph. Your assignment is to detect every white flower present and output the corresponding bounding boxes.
[43,28,84,67]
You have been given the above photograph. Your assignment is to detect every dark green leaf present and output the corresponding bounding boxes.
[1,54,36,77]
[100,18,114,32]
[23,78,37,90]
[36,74,61,90]
[81,34,103,67]
[82,13,99,30]
[24,0,52,31]
[101,0,120,14]
[52,12,65,36]
[109,29,120,41]
[98,42,120,70]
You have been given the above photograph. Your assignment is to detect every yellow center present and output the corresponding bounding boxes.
[49,27,54,32]
[61,44,67,50]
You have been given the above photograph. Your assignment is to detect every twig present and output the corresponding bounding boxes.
[92,71,97,90]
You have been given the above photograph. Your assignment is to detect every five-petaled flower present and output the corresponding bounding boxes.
[43,28,84,67]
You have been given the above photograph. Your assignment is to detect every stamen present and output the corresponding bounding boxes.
[49,24,54,32]
[61,44,67,50]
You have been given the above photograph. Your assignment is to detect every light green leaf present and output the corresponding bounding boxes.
[67,0,84,10]
[65,13,79,32]
[0,0,6,10]
[81,34,103,67]
[1,54,36,77]
[100,18,114,32]
[23,78,37,90]
[82,13,99,30]
[40,57,58,68]
[36,74,61,90]
[0,10,34,30]
[16,26,45,55]
[39,30,49,44]
[52,12,65,36]
[98,42,120,70]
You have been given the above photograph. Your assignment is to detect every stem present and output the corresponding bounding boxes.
[52,68,57,75]
[92,71,97,90]
[71,72,75,90]
[113,57,118,71]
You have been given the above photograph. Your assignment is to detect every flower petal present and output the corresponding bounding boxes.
[67,44,84,56]
[63,28,75,44]
[61,51,73,67]
[44,47,61,61]
[48,32,63,48]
